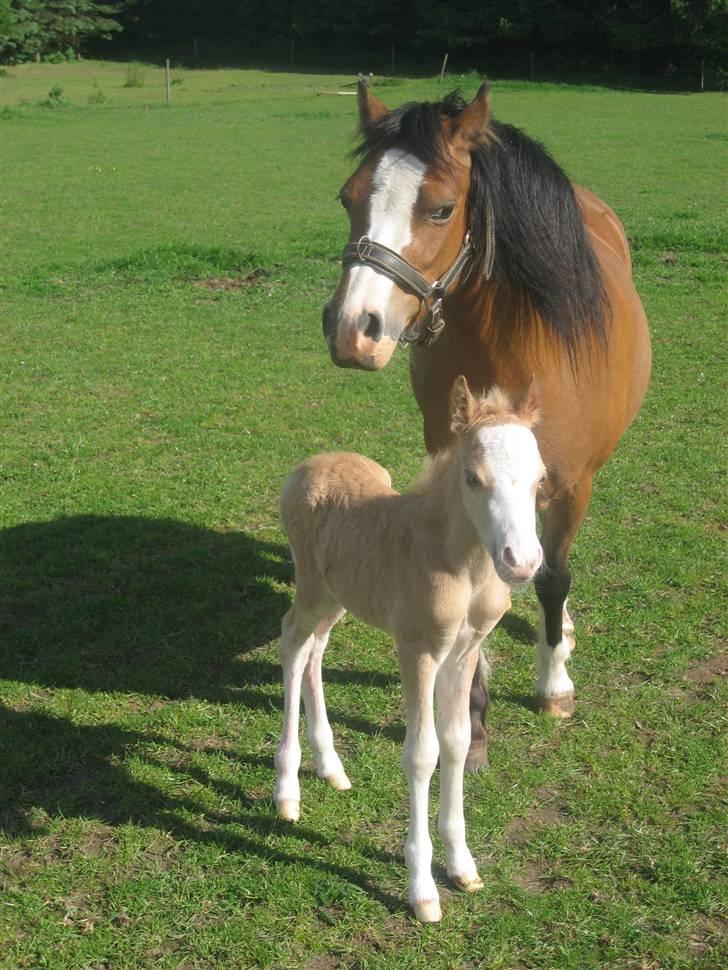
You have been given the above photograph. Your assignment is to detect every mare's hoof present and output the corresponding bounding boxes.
[464,739,489,774]
[412,899,442,923]
[537,692,575,718]
[275,799,300,822]
[322,771,352,792]
[451,872,484,893]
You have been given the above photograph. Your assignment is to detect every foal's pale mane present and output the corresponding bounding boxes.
[408,386,521,495]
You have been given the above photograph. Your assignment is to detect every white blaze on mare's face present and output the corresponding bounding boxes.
[342,149,427,319]
[468,423,544,575]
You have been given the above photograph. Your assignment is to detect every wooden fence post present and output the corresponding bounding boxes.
[165,58,171,103]
[439,52,449,81]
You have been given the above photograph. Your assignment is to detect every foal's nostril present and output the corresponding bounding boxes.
[357,310,384,343]
[502,546,518,568]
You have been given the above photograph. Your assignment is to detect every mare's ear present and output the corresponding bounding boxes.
[357,79,389,127]
[450,83,492,155]
[515,377,542,426]
[450,375,477,431]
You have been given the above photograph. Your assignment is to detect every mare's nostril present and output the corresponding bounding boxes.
[322,304,335,338]
[357,310,384,343]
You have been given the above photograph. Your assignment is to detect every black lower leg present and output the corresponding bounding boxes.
[465,657,489,772]
[535,565,571,647]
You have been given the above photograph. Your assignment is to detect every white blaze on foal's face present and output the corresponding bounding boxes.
[340,149,426,324]
[464,423,545,585]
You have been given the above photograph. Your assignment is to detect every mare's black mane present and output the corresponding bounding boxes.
[355,92,609,350]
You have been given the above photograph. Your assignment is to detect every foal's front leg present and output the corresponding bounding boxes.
[436,643,483,893]
[397,645,442,923]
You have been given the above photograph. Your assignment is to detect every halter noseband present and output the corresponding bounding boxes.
[341,233,473,346]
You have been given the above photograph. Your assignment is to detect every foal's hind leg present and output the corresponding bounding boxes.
[274,605,318,821]
[534,476,593,717]
[301,608,351,791]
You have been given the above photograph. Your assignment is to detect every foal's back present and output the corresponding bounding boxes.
[281,452,449,631]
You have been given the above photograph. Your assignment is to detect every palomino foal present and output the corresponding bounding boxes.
[274,377,545,922]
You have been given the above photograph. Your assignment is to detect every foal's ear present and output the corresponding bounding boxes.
[515,377,542,427]
[357,79,389,126]
[450,375,477,431]
[450,83,492,154]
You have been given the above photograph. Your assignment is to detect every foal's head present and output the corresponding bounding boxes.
[451,377,545,586]
[323,84,491,369]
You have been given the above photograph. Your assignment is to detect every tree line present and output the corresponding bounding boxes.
[1,1,725,84]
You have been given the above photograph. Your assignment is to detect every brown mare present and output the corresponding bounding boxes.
[322,83,651,769]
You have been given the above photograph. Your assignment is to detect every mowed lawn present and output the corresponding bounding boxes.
[0,61,726,969]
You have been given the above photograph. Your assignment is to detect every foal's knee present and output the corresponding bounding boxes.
[401,736,439,780]
[438,721,472,764]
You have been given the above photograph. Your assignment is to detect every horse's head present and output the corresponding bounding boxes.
[450,376,545,586]
[323,84,492,370]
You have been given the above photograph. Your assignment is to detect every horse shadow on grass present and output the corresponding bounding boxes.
[0,513,399,703]
[0,514,406,912]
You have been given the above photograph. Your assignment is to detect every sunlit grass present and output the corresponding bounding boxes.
[0,63,725,969]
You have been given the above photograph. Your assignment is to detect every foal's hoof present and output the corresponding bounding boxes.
[537,692,575,718]
[464,739,489,774]
[275,799,300,822]
[321,771,352,792]
[451,873,484,893]
[412,899,442,923]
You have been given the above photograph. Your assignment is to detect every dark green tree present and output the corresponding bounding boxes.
[37,1,123,57]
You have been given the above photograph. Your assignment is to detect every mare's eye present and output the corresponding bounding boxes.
[538,475,548,492]
[431,203,455,223]
[465,471,481,488]
[338,191,351,210]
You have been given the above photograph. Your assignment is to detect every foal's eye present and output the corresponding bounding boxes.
[465,471,481,488]
[431,203,455,223]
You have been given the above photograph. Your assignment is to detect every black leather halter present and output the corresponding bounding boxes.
[341,194,495,347]
[341,233,474,346]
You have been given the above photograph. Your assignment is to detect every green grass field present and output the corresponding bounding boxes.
[1,60,726,969]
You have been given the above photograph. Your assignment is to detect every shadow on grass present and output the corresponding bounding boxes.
[0,515,409,911]
[0,514,399,702]
[0,706,407,914]
[0,514,292,699]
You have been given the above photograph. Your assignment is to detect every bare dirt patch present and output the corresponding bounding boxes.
[503,792,570,847]
[687,913,728,956]
[192,268,270,291]
[512,861,573,893]
[683,652,728,686]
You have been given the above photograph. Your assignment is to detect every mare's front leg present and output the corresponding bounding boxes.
[534,476,592,717]
[436,642,483,892]
[397,644,442,923]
